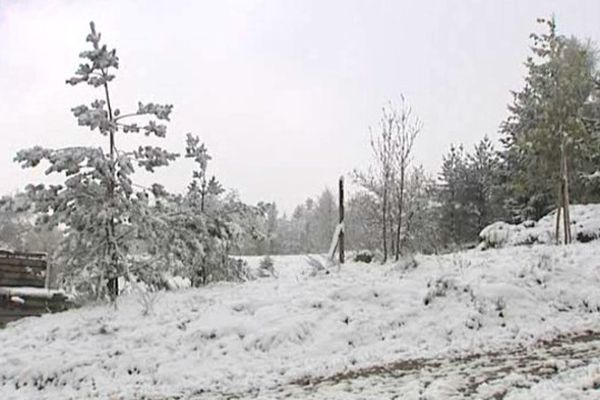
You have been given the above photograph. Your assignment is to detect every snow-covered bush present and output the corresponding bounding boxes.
[137,289,160,316]
[353,250,374,263]
[516,253,554,288]
[257,255,276,278]
[423,275,474,306]
[450,254,471,270]
[423,276,457,305]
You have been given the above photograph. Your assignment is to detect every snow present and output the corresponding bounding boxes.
[162,274,192,291]
[9,297,25,305]
[501,361,600,399]
[1,244,600,399]
[479,204,600,248]
[0,287,67,300]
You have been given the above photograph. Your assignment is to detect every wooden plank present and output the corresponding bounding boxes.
[0,271,45,280]
[4,251,47,259]
[0,274,46,284]
[3,300,67,311]
[0,264,46,273]
[0,279,46,288]
[0,258,47,268]
[0,308,44,317]
[0,274,45,285]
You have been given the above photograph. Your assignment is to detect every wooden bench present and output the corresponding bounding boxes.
[0,250,48,288]
[0,250,71,327]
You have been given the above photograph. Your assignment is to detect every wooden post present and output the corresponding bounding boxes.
[339,176,345,264]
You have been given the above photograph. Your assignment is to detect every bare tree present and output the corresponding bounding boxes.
[353,99,421,263]
[369,103,399,263]
[392,96,422,260]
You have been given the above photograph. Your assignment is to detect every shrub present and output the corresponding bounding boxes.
[257,255,276,278]
[353,250,374,263]
[138,289,160,316]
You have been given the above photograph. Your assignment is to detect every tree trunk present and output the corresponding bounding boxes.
[562,142,572,244]
[200,179,206,213]
[338,177,345,264]
[561,180,569,244]
[394,169,405,261]
[103,77,119,301]
[556,139,572,245]
[382,182,388,263]
[555,182,562,244]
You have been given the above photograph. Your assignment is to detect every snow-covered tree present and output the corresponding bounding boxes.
[185,133,224,213]
[14,22,178,299]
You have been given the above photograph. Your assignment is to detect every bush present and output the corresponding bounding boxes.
[257,255,276,278]
[353,250,374,263]
[423,275,474,306]
[138,289,160,316]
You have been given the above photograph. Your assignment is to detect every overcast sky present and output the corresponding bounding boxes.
[1,1,599,213]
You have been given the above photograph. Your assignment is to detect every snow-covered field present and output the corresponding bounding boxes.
[1,243,600,399]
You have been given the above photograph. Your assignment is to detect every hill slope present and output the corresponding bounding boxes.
[1,244,600,399]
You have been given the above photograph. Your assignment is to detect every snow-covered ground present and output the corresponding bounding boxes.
[479,204,600,248]
[1,243,600,399]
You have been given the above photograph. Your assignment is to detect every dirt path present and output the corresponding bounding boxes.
[202,330,600,399]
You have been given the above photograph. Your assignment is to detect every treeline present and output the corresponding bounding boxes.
[239,17,600,257]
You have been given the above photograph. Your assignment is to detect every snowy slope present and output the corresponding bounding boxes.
[1,245,600,399]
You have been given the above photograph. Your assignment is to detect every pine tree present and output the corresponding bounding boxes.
[15,22,178,299]
[402,166,440,254]
[438,145,470,247]
[500,17,599,232]
[466,136,503,233]
[185,133,224,213]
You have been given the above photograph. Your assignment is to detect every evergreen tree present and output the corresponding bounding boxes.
[401,166,441,254]
[466,136,504,232]
[438,145,470,247]
[500,17,600,225]
[15,22,178,299]
[345,191,381,253]
[185,133,224,213]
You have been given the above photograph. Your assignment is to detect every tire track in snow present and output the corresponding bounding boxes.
[202,330,600,399]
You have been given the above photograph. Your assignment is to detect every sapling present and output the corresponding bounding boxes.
[15,22,179,300]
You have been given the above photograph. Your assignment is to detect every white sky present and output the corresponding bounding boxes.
[1,0,599,213]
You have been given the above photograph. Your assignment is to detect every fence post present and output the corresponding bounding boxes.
[339,176,345,264]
